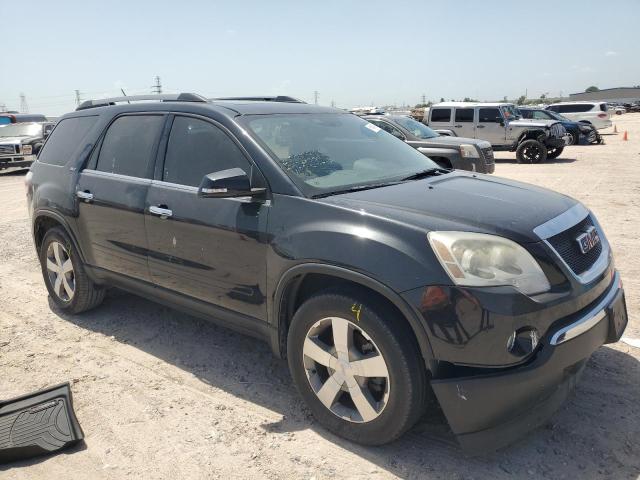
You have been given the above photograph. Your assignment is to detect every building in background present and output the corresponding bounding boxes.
[569,87,640,103]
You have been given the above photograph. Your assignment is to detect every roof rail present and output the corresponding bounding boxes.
[76,93,208,111]
[211,96,306,104]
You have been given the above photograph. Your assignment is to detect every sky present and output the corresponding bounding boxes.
[1,0,639,116]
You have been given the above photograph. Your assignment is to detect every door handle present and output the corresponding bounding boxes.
[477,125,486,128]
[149,205,173,219]
[454,125,462,128]
[76,190,93,202]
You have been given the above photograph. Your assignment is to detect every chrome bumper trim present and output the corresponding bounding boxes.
[550,272,620,345]
[533,203,589,240]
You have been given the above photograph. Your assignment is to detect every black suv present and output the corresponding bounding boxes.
[26,94,628,453]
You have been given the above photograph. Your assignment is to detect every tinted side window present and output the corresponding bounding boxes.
[38,116,98,166]
[96,115,164,178]
[163,116,250,187]
[519,110,533,119]
[430,108,452,123]
[557,104,593,113]
[547,105,560,112]
[455,109,474,122]
[599,103,608,112]
[532,111,553,120]
[478,108,502,123]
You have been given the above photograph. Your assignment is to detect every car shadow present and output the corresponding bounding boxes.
[0,168,29,176]
[494,157,577,165]
[50,290,640,479]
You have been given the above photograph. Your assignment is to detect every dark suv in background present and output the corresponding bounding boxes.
[26,94,628,453]
[362,114,495,174]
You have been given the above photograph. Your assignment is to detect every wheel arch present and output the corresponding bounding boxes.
[516,128,546,144]
[32,209,86,262]
[271,263,435,367]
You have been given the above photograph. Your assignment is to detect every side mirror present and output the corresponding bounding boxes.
[198,167,266,199]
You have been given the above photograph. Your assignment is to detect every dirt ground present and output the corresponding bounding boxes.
[1,115,639,480]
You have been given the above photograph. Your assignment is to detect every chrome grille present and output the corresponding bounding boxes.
[547,215,602,275]
[0,145,16,155]
[480,147,494,164]
[550,123,566,139]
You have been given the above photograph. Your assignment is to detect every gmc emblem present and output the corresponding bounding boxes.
[576,226,600,254]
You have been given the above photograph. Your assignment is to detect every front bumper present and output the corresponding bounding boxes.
[0,155,35,170]
[426,272,627,453]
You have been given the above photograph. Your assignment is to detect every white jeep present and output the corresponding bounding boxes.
[424,102,569,163]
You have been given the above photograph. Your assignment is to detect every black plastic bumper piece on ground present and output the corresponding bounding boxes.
[431,274,627,455]
[0,383,83,463]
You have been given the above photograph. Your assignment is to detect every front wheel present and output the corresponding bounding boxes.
[516,139,547,164]
[287,290,428,445]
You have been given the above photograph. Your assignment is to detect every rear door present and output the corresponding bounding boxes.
[145,115,270,320]
[453,108,475,138]
[477,108,506,145]
[75,114,165,281]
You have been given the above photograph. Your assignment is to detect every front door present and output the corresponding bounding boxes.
[76,114,165,281]
[145,115,270,320]
[453,108,475,138]
[477,107,506,145]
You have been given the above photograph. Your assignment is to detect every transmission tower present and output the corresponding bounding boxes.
[0,103,6,112]
[313,90,319,105]
[20,93,29,113]
[75,90,82,106]
[152,76,162,94]
[421,94,426,105]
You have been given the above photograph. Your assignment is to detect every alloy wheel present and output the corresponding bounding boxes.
[522,144,543,162]
[46,241,75,302]
[302,317,390,423]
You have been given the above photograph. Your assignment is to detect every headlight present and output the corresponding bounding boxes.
[459,144,479,158]
[579,125,592,133]
[22,145,32,155]
[427,231,550,295]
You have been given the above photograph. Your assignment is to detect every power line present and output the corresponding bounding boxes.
[152,76,162,94]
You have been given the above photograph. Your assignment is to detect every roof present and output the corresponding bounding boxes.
[432,102,513,108]
[547,101,606,106]
[209,100,339,115]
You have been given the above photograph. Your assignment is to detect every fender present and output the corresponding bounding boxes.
[32,208,87,264]
[270,262,435,364]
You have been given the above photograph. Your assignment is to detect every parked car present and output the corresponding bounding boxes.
[609,105,626,115]
[0,113,48,125]
[545,102,612,130]
[0,121,54,172]
[425,102,569,163]
[26,93,628,453]
[517,107,600,145]
[363,114,494,173]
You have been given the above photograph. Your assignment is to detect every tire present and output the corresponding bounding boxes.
[39,227,105,314]
[546,147,564,159]
[287,289,428,445]
[567,131,579,146]
[516,139,547,164]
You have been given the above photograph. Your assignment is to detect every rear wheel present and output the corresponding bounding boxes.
[40,227,105,314]
[546,147,564,159]
[287,290,428,445]
[516,139,547,164]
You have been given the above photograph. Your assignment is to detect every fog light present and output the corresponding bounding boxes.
[507,327,539,356]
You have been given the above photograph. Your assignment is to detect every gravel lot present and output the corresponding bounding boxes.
[1,115,639,479]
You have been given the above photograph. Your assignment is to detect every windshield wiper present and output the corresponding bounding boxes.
[312,181,403,199]
[402,167,450,181]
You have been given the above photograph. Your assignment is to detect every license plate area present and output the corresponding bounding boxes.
[606,289,628,343]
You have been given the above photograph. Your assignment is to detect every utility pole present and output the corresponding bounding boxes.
[20,93,28,113]
[75,90,82,106]
[0,103,6,112]
[330,100,335,108]
[313,90,319,105]
[152,76,162,94]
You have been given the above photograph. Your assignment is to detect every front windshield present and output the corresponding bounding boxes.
[242,113,439,197]
[392,116,439,139]
[0,123,42,137]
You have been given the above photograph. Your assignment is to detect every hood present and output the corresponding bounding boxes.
[320,172,577,244]
[410,135,490,148]
[0,136,25,145]
[508,119,557,129]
